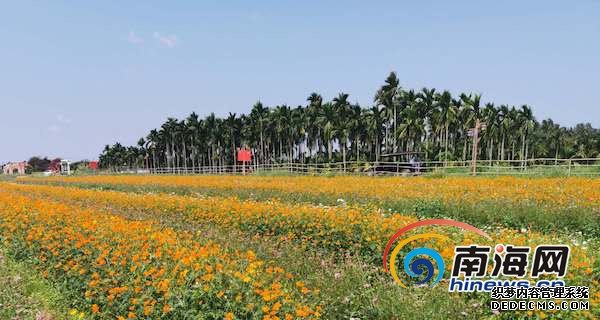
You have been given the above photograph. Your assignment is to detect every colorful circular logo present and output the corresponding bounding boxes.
[382,219,491,288]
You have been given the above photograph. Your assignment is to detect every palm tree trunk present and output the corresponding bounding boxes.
[501,135,505,161]
[525,138,529,162]
[182,139,187,170]
[317,128,322,160]
[489,138,494,165]
[511,141,515,161]
[521,133,526,168]
[356,137,360,163]
[165,142,170,169]
[210,146,214,172]
[444,124,449,166]
[385,126,389,153]
[152,150,157,172]
[190,137,195,171]
[260,123,264,165]
[232,138,236,173]
[342,138,347,171]
[218,141,223,173]
[171,138,176,172]
[279,139,283,160]
[393,106,397,154]
[376,135,380,162]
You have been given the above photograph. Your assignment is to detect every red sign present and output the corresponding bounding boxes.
[89,161,99,170]
[237,149,251,162]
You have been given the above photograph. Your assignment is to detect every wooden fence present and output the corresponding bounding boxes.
[108,158,600,176]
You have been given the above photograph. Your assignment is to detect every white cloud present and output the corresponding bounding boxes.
[56,114,71,124]
[48,114,72,133]
[48,124,60,133]
[127,31,143,45]
[153,32,178,48]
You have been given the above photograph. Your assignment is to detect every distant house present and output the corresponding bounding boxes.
[2,162,27,175]
[48,158,62,173]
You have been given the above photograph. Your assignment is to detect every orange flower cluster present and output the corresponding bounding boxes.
[25,175,600,210]
[0,187,321,319]
[3,182,596,292]
[6,182,417,258]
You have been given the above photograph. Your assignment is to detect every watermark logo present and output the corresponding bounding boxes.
[448,244,570,292]
[382,219,572,290]
[382,219,491,288]
[382,219,587,312]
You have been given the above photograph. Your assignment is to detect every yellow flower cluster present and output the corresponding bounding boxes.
[4,182,418,258]
[2,182,595,291]
[0,186,321,319]
[25,175,600,210]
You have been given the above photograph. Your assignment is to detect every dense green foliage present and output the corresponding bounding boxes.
[99,72,600,169]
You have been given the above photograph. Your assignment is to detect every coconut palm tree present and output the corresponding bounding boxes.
[364,106,384,161]
[306,93,323,161]
[249,101,269,164]
[160,118,179,171]
[440,91,458,164]
[317,102,337,161]
[332,93,352,168]
[185,113,200,170]
[224,112,239,170]
[348,104,364,162]
[101,72,600,171]
[518,105,535,163]
[481,103,500,164]
[375,72,401,154]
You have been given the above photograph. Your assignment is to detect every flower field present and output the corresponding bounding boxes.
[0,188,321,319]
[24,175,600,210]
[21,175,600,236]
[1,176,599,319]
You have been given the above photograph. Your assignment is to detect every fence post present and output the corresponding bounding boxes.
[128,158,600,177]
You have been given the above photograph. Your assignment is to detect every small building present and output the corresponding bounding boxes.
[60,160,71,175]
[2,162,27,175]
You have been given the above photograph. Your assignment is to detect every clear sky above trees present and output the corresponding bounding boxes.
[1,1,599,162]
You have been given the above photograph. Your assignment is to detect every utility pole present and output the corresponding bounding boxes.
[468,119,486,176]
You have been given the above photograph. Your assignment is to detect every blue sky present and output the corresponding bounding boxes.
[1,1,599,163]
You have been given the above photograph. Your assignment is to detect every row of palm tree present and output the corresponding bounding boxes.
[99,72,600,170]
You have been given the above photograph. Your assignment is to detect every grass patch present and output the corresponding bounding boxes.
[427,163,600,177]
[0,250,69,320]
